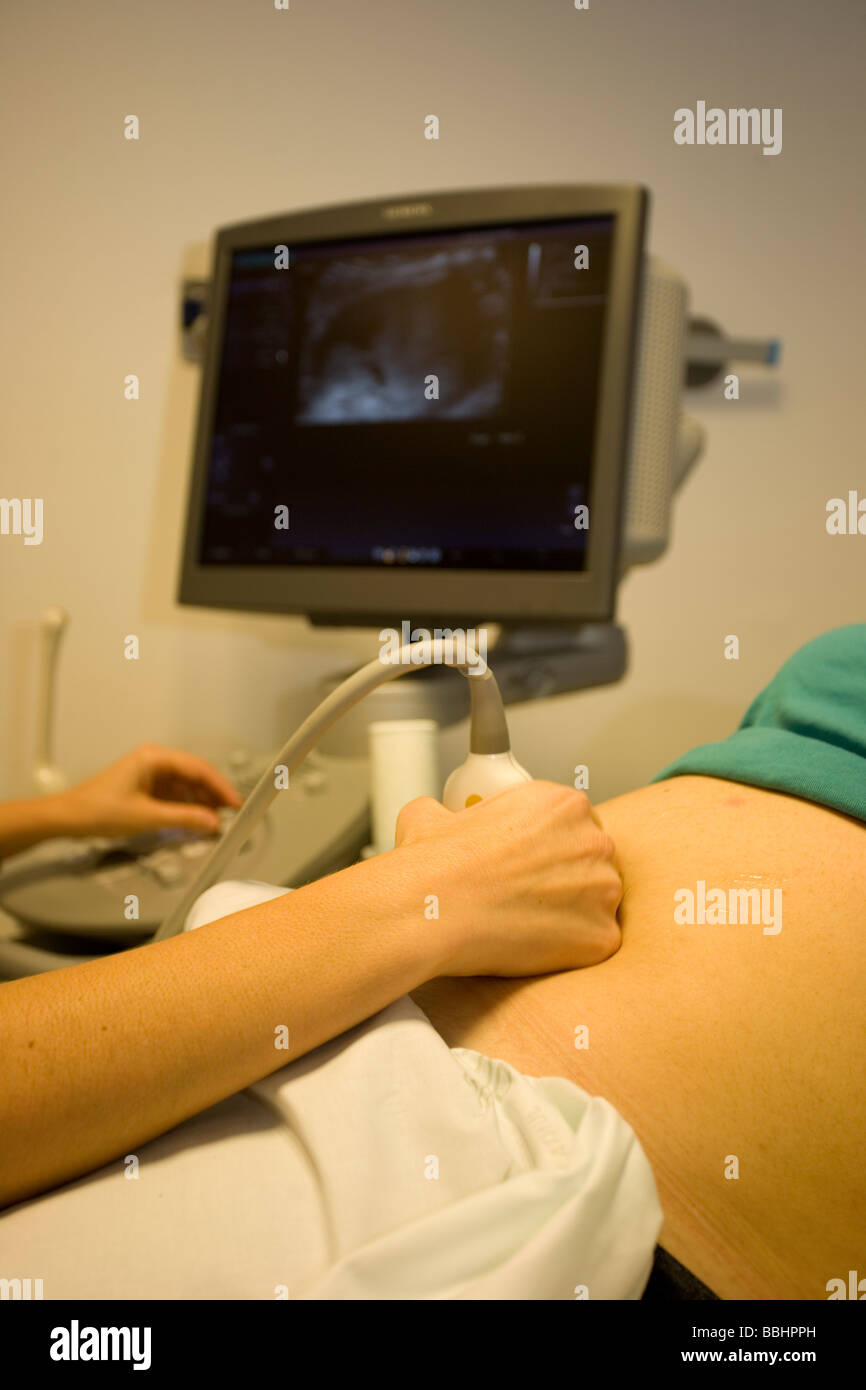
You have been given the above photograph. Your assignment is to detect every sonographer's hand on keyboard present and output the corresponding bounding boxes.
[56,744,243,839]
[393,780,622,977]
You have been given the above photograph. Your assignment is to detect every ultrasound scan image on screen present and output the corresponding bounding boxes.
[296,245,510,425]
[199,215,614,571]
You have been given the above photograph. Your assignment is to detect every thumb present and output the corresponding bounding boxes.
[394,795,452,847]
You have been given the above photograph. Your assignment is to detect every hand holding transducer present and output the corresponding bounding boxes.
[394,779,622,977]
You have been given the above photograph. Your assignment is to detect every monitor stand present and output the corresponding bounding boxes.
[488,621,627,705]
[316,622,627,757]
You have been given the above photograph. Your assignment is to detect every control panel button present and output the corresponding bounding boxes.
[141,852,185,887]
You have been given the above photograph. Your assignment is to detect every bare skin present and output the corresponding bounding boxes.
[0,744,243,858]
[0,777,620,1210]
[412,775,866,1301]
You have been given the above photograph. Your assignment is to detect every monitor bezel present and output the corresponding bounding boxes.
[178,184,648,625]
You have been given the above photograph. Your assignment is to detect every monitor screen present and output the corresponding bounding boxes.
[199,216,613,574]
[179,186,647,624]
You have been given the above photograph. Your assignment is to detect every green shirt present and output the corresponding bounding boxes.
[652,624,866,825]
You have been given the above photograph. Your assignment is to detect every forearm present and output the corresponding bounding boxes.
[0,843,460,1209]
[0,796,69,857]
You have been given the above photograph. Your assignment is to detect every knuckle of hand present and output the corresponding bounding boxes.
[557,784,589,812]
[582,828,615,862]
[599,832,617,861]
[396,797,429,835]
[535,780,572,805]
[602,922,623,959]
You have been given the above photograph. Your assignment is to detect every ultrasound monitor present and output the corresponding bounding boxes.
[179,186,648,626]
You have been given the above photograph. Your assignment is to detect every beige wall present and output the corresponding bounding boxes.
[1,0,863,802]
